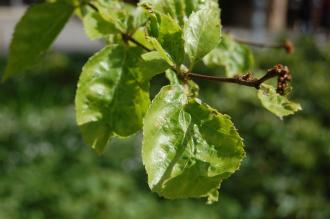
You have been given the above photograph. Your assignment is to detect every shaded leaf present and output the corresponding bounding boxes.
[75,45,150,153]
[184,0,221,69]
[142,85,245,201]
[203,34,254,77]
[258,84,302,119]
[3,1,73,81]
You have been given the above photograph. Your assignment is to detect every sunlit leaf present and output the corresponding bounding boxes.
[75,45,150,153]
[184,0,221,69]
[258,84,302,119]
[2,1,73,81]
[143,85,245,202]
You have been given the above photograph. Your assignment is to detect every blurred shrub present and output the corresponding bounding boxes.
[0,37,330,219]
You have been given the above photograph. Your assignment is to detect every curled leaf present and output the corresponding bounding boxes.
[142,85,245,202]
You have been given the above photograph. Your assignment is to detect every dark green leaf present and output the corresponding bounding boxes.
[203,34,254,77]
[258,84,302,119]
[184,0,221,69]
[75,45,150,153]
[143,85,245,202]
[2,1,73,81]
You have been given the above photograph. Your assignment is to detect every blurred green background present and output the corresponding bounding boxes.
[1,37,330,219]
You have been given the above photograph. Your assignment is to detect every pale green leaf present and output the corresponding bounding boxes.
[165,69,180,85]
[142,85,245,201]
[203,34,254,77]
[2,1,73,81]
[75,45,150,153]
[184,0,221,69]
[258,84,302,119]
[82,6,117,40]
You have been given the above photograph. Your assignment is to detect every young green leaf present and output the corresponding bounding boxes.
[82,6,117,40]
[2,1,73,81]
[258,84,302,119]
[203,34,254,77]
[184,0,221,69]
[142,85,245,202]
[75,45,150,153]
[146,12,185,66]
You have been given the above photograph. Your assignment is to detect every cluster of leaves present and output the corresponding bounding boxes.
[2,0,301,202]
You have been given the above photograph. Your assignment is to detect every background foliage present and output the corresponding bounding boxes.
[1,37,330,218]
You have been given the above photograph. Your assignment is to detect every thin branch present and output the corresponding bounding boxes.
[187,64,291,92]
[234,38,294,54]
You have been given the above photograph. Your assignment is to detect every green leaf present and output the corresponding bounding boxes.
[142,85,245,201]
[75,45,150,153]
[165,69,180,85]
[146,12,185,66]
[82,6,117,40]
[258,84,302,119]
[184,1,221,69]
[203,34,254,77]
[139,51,171,80]
[2,1,73,81]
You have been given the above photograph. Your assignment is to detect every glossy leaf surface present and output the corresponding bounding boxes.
[3,1,73,81]
[76,45,150,153]
[258,84,302,119]
[203,34,254,77]
[143,85,245,202]
[184,0,221,68]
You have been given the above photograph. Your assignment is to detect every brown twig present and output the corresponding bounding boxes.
[187,64,291,94]
[122,32,292,95]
